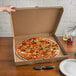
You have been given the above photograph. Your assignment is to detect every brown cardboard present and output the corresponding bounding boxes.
[10,6,67,65]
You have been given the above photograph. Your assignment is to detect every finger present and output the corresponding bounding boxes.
[7,9,16,13]
[10,9,16,12]
[10,6,16,9]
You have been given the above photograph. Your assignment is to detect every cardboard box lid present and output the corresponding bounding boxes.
[10,6,63,36]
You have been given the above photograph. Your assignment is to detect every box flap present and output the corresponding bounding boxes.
[10,7,63,36]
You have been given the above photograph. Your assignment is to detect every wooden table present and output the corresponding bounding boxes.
[0,37,76,76]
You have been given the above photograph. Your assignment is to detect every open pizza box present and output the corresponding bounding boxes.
[10,6,68,65]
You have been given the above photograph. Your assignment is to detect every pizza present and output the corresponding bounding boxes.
[16,38,59,60]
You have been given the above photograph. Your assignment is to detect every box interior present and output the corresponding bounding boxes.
[10,7,65,63]
[11,7,63,36]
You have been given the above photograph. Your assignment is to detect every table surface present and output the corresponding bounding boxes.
[0,37,76,76]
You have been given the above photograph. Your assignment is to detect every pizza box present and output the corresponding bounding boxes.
[10,6,68,65]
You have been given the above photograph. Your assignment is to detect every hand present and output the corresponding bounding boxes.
[3,6,16,13]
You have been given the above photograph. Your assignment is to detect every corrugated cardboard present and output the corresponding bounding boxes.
[10,6,67,65]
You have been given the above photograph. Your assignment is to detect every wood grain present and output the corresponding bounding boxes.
[0,37,76,76]
[58,36,76,53]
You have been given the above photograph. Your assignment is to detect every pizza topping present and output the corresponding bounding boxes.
[22,42,26,45]
[16,38,59,60]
